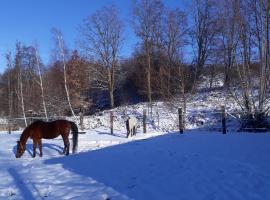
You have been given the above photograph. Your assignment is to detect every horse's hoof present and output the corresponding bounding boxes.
[40,154,43,157]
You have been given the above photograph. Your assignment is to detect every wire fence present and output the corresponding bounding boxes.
[0,106,267,134]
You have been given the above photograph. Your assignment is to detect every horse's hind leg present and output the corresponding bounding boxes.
[62,143,66,155]
[133,127,136,136]
[62,134,70,156]
[38,139,43,157]
[61,135,67,154]
[131,127,135,137]
[33,139,37,158]
[66,138,70,156]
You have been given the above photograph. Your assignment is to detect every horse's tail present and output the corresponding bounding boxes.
[70,121,78,154]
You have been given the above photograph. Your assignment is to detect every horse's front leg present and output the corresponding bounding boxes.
[33,139,37,158]
[133,127,136,136]
[65,139,70,156]
[131,127,134,137]
[38,139,43,157]
[62,145,66,155]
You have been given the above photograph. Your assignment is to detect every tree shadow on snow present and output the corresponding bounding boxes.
[95,130,127,138]
[8,168,36,200]
[44,130,262,200]
[44,133,190,199]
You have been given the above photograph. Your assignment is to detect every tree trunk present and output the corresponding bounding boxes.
[35,48,48,120]
[6,54,13,120]
[57,33,75,117]
[108,67,114,109]
[19,65,27,127]
[146,41,152,115]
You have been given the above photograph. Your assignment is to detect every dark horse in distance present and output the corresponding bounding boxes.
[16,120,78,158]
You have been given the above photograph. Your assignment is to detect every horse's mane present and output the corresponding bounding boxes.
[19,120,44,143]
[30,120,45,125]
[19,125,31,145]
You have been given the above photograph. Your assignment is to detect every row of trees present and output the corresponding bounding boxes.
[0,0,269,128]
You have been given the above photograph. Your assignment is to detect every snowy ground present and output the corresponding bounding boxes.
[1,128,270,200]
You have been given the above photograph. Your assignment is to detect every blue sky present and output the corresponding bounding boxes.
[0,0,184,73]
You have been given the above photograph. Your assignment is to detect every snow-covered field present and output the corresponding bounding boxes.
[1,128,270,200]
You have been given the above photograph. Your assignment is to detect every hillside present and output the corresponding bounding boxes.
[70,89,240,133]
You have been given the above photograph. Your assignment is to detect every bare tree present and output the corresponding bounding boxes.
[15,43,27,126]
[6,52,13,123]
[132,0,164,113]
[191,0,218,92]
[164,8,188,107]
[217,0,239,87]
[53,29,75,117]
[257,0,269,112]
[79,5,123,109]
[34,46,48,120]
[223,0,270,129]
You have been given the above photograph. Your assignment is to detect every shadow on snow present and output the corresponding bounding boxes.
[12,143,64,157]
[44,133,184,199]
[8,168,36,200]
[43,131,270,200]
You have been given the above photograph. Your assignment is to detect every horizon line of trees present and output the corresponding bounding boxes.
[0,0,269,129]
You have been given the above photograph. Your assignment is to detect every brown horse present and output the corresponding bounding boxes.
[15,120,78,158]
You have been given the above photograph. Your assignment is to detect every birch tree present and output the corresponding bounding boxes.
[224,0,270,129]
[15,43,27,126]
[53,29,75,117]
[34,46,48,120]
[6,52,13,122]
[257,0,269,112]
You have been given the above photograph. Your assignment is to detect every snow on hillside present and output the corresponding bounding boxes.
[0,89,241,133]
[1,129,270,200]
[70,89,240,133]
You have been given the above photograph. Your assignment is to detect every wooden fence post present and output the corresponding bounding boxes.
[8,117,11,134]
[157,110,160,130]
[29,110,33,124]
[178,107,184,134]
[110,111,114,135]
[221,105,226,134]
[143,109,147,133]
[79,109,84,131]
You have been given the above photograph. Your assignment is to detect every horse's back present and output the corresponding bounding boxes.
[127,117,137,129]
[38,120,71,139]
[129,117,137,126]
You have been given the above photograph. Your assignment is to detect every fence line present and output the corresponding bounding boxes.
[2,106,267,135]
[6,116,69,121]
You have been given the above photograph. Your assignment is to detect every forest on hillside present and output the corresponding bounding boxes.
[0,0,269,129]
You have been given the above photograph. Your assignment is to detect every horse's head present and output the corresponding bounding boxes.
[15,140,25,158]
